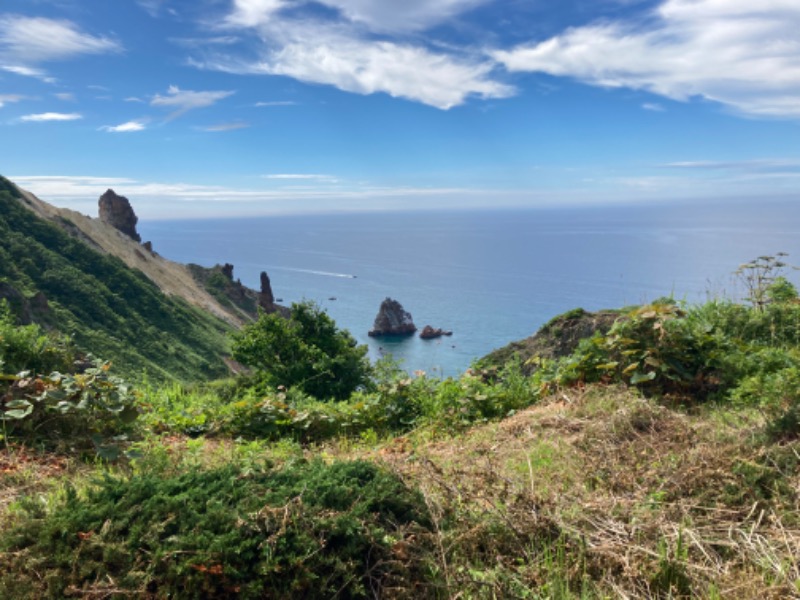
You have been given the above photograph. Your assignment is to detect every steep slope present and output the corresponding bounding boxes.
[11,182,249,327]
[0,176,234,381]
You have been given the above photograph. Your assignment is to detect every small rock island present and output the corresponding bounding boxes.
[419,325,453,340]
[368,298,417,337]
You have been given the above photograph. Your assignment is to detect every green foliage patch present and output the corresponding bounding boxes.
[0,460,432,599]
[232,301,372,400]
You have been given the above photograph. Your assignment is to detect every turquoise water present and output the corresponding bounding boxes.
[139,200,800,376]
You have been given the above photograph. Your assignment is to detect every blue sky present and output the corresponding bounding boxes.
[1,0,799,218]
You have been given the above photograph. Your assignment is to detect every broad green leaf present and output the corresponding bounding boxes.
[630,371,657,385]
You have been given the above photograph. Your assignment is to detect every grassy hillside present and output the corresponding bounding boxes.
[0,176,232,381]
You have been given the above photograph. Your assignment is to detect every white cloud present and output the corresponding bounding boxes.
[254,100,297,107]
[124,96,145,103]
[200,0,511,110]
[642,102,664,112]
[20,112,82,122]
[493,0,800,118]
[1,64,56,83]
[9,174,518,218]
[226,0,286,27]
[0,15,120,63]
[263,173,339,183]
[201,121,250,131]
[199,24,512,110]
[54,92,76,102]
[100,120,146,133]
[313,0,490,33]
[151,85,235,119]
[0,94,24,108]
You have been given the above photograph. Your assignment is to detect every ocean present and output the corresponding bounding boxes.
[139,199,800,377]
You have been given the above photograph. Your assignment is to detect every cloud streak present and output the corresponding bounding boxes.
[20,112,82,122]
[493,0,800,118]
[100,120,147,132]
[151,85,235,119]
[0,14,120,63]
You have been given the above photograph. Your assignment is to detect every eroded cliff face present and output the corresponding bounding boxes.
[98,189,141,242]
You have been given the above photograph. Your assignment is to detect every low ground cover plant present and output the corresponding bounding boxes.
[0,459,433,599]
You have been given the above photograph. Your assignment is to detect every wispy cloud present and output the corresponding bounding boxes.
[642,102,664,112]
[151,85,235,119]
[1,64,56,83]
[493,0,800,118]
[0,15,121,63]
[54,92,76,102]
[124,96,145,103]
[200,121,250,132]
[20,112,82,122]
[100,120,147,133]
[195,28,512,109]
[254,100,297,107]
[194,1,512,110]
[0,94,24,108]
[663,158,800,172]
[264,173,337,182]
[226,0,492,33]
[9,174,526,218]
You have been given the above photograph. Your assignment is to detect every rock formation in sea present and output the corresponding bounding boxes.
[419,325,453,340]
[98,189,141,242]
[368,298,417,336]
[258,271,277,313]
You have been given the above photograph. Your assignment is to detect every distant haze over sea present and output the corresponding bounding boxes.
[140,200,800,376]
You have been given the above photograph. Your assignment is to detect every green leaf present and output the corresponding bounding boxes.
[630,371,657,385]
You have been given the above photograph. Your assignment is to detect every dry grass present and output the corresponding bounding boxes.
[331,386,800,598]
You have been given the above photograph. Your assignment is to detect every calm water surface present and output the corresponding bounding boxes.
[139,200,800,376]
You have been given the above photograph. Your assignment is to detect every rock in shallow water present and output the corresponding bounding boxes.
[419,325,452,339]
[368,298,417,336]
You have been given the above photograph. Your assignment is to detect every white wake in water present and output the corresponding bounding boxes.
[273,266,356,279]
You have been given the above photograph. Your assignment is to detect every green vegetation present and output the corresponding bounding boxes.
[1,185,798,599]
[232,300,372,400]
[0,176,232,382]
[1,460,430,599]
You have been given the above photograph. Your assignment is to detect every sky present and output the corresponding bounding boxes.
[1,0,800,219]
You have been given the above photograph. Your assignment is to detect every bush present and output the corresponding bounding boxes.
[0,460,432,599]
[0,300,74,376]
[231,301,371,400]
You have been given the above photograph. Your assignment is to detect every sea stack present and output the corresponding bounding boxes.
[98,189,141,242]
[258,271,277,313]
[369,298,417,337]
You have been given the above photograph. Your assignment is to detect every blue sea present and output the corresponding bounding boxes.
[139,199,800,377]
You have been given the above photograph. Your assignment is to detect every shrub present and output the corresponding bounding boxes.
[0,300,74,376]
[0,460,432,599]
[231,301,372,400]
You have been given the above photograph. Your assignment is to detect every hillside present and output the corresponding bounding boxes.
[0,175,239,381]
[9,180,253,328]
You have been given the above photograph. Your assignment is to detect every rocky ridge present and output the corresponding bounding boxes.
[10,183,256,327]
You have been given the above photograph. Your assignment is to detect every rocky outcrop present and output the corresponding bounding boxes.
[369,298,416,337]
[480,308,619,374]
[258,271,277,313]
[98,189,141,242]
[419,325,452,340]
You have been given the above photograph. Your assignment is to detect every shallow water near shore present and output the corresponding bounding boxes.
[140,199,800,376]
